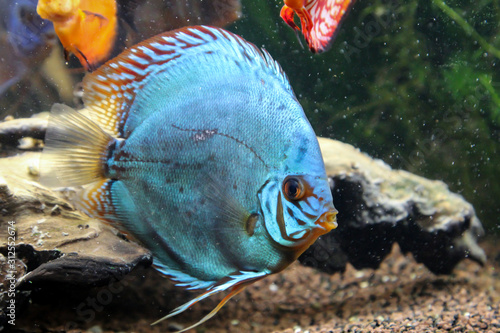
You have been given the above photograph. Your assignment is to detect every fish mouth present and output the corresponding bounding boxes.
[316,209,338,233]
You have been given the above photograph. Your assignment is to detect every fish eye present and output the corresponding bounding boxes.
[283,177,304,201]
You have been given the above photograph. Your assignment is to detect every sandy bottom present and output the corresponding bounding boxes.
[10,238,500,333]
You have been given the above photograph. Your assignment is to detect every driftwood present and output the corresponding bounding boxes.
[0,116,486,325]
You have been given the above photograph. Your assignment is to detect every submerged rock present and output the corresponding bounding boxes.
[299,138,486,275]
[0,149,152,325]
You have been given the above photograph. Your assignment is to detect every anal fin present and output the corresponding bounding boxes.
[77,179,142,240]
[78,180,116,223]
[151,270,269,332]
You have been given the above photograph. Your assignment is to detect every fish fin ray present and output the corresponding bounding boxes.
[40,104,114,188]
[75,179,124,233]
[280,5,300,31]
[151,270,268,330]
[153,262,215,290]
[77,180,145,240]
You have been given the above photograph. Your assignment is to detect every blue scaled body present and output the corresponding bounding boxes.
[41,26,337,331]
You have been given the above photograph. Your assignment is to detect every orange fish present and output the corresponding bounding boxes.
[36,0,119,71]
[280,0,354,53]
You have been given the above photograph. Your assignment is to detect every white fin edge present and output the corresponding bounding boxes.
[154,261,215,291]
[151,270,268,331]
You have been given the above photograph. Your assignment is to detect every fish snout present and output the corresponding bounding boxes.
[317,209,338,232]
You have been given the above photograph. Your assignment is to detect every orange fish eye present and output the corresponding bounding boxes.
[283,177,304,201]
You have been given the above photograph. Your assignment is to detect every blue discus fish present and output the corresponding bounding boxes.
[41,26,337,331]
[2,0,54,56]
[0,0,55,94]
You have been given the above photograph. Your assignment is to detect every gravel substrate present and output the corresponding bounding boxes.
[11,237,500,332]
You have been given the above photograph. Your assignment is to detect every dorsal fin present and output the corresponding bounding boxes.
[82,25,292,138]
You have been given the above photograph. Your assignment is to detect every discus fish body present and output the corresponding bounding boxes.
[281,0,354,53]
[41,26,337,331]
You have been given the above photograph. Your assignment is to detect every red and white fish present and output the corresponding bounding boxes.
[280,0,354,53]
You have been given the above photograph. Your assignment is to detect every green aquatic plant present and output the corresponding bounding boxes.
[479,74,500,124]
[231,0,500,233]
[433,0,500,125]
[432,0,500,59]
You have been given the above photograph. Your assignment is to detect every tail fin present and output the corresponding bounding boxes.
[40,104,114,188]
